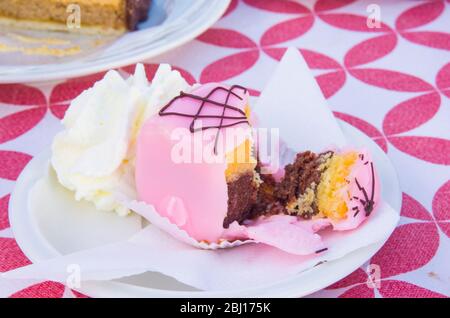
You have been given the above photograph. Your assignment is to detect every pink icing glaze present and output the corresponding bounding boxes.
[135,83,251,242]
[330,149,380,230]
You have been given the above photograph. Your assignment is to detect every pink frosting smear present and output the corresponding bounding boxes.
[135,83,381,255]
[243,215,329,255]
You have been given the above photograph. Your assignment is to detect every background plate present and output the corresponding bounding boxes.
[9,121,401,297]
[0,0,230,83]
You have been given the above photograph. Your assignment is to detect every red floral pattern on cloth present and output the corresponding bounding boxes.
[0,0,449,298]
[325,193,446,298]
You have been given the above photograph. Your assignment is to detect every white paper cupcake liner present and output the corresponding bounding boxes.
[121,199,255,250]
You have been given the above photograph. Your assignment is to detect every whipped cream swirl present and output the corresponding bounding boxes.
[51,64,192,215]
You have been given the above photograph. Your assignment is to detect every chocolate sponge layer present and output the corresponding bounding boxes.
[248,165,286,219]
[275,151,333,219]
[223,173,258,228]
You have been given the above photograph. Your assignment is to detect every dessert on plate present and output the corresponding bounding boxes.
[0,0,152,34]
[51,63,380,255]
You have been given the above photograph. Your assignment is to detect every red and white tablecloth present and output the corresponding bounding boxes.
[0,0,449,298]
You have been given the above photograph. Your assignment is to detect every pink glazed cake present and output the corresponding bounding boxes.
[135,83,380,245]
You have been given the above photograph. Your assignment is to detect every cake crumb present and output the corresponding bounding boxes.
[427,271,439,279]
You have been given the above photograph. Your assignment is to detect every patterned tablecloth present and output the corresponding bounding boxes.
[0,0,449,298]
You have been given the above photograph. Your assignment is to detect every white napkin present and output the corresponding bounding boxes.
[3,202,398,291]
[254,47,347,153]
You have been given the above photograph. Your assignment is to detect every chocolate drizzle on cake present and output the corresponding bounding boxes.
[354,161,376,217]
[159,85,250,154]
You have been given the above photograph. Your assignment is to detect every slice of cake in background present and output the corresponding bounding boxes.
[0,0,152,34]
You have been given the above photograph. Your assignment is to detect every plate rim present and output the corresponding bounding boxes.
[0,0,230,84]
[9,120,402,297]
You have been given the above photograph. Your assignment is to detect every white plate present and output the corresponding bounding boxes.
[0,0,230,83]
[9,121,401,297]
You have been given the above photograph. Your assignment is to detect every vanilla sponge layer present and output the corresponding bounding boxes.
[285,151,358,221]
[316,151,357,220]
